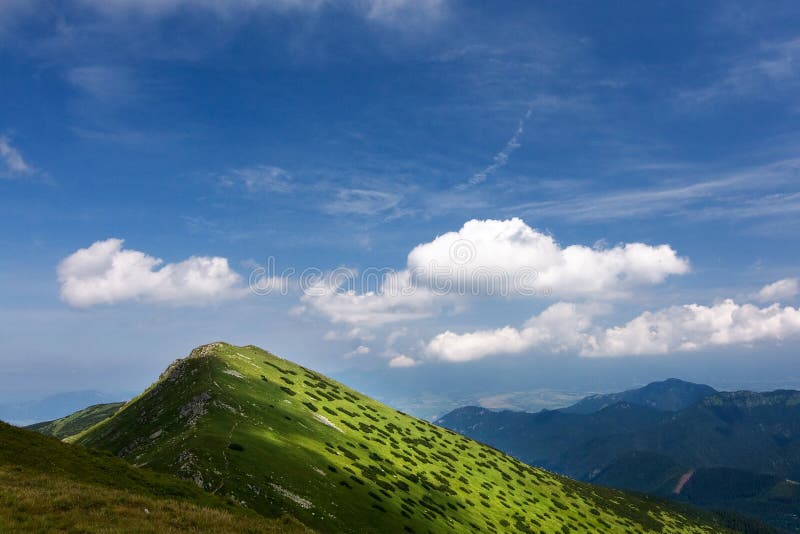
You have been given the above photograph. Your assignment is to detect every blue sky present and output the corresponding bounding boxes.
[1,1,800,418]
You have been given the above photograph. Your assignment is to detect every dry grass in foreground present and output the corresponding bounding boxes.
[0,465,311,534]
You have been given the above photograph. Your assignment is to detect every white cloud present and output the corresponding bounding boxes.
[426,302,594,362]
[248,273,292,295]
[0,135,34,177]
[58,238,246,308]
[407,218,690,298]
[756,278,799,302]
[301,270,448,328]
[301,218,688,344]
[585,299,800,357]
[388,354,419,368]
[425,298,800,362]
[344,345,371,358]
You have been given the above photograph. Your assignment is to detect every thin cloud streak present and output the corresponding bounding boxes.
[507,158,800,222]
[678,37,800,105]
[0,135,34,177]
[463,106,533,187]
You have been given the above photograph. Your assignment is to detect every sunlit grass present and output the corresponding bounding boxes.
[74,342,738,533]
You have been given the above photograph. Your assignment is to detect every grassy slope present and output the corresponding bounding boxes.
[0,421,310,533]
[77,342,739,534]
[26,401,125,439]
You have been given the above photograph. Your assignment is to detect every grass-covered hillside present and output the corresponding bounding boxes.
[0,421,310,533]
[26,401,124,439]
[75,342,742,533]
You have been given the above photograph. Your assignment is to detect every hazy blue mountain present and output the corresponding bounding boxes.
[437,402,667,474]
[561,378,717,414]
[566,390,800,480]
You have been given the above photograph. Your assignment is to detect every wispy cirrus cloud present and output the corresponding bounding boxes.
[66,66,141,104]
[323,188,403,217]
[75,0,446,20]
[508,157,800,222]
[0,135,38,179]
[679,37,800,105]
[0,135,34,177]
[463,106,532,187]
[26,0,448,32]
[221,165,294,194]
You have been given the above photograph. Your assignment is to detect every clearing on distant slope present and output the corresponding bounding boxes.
[76,342,742,533]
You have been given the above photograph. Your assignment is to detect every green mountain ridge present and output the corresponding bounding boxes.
[27,401,125,439]
[0,390,125,426]
[69,342,745,533]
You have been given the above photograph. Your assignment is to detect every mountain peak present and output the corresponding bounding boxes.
[188,341,230,359]
[656,377,692,385]
[561,378,716,414]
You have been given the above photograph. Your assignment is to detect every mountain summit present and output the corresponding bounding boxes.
[561,378,717,414]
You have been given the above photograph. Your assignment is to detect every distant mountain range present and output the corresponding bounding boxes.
[11,343,767,533]
[436,379,800,531]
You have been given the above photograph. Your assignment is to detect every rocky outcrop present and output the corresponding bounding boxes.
[180,391,211,427]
